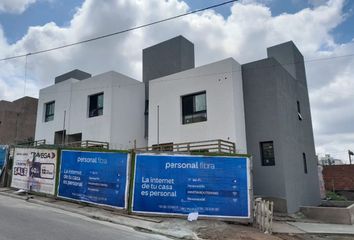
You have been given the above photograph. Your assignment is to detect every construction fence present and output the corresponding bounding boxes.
[1,146,253,222]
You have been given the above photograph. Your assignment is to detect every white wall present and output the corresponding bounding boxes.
[148,58,247,153]
[35,71,146,149]
[68,72,113,143]
[110,72,146,149]
[35,79,78,143]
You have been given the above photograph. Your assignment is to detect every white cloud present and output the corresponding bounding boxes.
[0,0,353,160]
[0,0,37,14]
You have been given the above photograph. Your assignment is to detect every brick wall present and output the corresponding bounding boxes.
[323,165,354,191]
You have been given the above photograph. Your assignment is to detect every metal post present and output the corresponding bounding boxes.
[62,110,66,146]
[24,53,31,97]
[349,150,353,165]
[157,105,160,145]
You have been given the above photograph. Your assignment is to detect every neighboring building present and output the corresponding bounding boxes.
[35,70,146,149]
[0,96,38,145]
[319,154,344,166]
[144,36,320,213]
[323,165,354,192]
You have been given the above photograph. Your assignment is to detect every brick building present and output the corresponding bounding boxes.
[323,165,354,191]
[0,96,38,145]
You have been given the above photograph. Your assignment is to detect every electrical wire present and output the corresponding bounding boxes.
[0,0,238,62]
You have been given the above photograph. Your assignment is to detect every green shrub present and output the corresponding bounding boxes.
[326,191,347,201]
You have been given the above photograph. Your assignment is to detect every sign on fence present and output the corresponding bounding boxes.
[132,153,251,219]
[11,147,58,195]
[58,150,129,209]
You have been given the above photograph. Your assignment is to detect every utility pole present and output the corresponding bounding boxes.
[349,150,354,165]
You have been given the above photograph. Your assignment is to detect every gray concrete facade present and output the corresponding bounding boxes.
[0,97,38,144]
[55,69,91,84]
[143,35,195,84]
[242,41,321,213]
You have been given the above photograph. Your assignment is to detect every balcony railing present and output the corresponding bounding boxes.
[15,139,46,147]
[62,140,109,149]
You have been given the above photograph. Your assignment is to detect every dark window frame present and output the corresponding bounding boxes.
[88,92,104,118]
[303,152,308,174]
[181,91,207,124]
[260,141,275,166]
[44,101,55,122]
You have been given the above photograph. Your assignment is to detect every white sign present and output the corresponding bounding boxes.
[11,148,57,195]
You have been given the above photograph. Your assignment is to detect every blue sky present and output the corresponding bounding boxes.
[0,0,353,44]
[0,0,83,43]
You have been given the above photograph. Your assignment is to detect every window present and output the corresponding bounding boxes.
[303,152,308,174]
[182,91,207,124]
[89,92,104,118]
[260,141,275,166]
[54,130,66,145]
[297,101,303,121]
[44,101,55,122]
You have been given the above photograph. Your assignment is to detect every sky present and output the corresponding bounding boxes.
[0,0,353,162]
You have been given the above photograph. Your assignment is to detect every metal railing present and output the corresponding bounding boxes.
[135,139,236,154]
[15,139,46,147]
[62,140,110,149]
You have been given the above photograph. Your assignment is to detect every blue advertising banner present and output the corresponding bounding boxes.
[132,154,251,219]
[0,145,7,171]
[58,150,129,209]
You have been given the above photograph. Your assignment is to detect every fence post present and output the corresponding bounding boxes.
[254,198,273,234]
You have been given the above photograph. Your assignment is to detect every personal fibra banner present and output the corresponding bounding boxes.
[58,150,130,209]
[132,153,251,219]
[11,147,58,195]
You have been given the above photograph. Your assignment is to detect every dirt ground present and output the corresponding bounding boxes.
[196,223,354,240]
[276,234,354,240]
[197,223,286,240]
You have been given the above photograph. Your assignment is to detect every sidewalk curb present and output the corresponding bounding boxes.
[0,191,193,240]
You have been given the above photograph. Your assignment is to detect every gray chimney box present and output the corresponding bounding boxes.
[55,69,92,84]
[143,35,195,97]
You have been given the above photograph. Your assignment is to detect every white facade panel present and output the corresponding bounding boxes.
[35,71,146,149]
[148,58,247,153]
[35,79,78,144]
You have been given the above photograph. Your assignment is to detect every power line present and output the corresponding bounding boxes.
[18,57,354,97]
[0,0,238,62]
[306,53,354,63]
